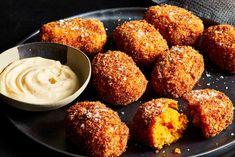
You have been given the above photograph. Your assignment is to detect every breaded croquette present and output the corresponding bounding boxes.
[113,20,168,67]
[65,101,129,157]
[183,89,234,138]
[39,18,107,55]
[201,24,235,73]
[144,4,204,46]
[151,46,204,98]
[92,50,148,105]
[132,98,188,150]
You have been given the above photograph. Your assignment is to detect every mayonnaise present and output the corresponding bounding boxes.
[0,57,79,104]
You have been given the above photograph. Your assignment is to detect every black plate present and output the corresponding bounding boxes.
[2,7,235,157]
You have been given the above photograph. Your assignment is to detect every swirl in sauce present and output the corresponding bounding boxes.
[0,57,79,103]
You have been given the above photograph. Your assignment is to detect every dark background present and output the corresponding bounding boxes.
[0,0,235,156]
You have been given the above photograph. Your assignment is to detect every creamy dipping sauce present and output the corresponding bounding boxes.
[0,57,79,103]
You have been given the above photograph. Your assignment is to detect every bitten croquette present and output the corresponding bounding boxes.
[183,89,234,138]
[151,46,204,98]
[113,20,168,67]
[201,24,235,73]
[92,50,148,105]
[39,18,107,56]
[132,98,188,150]
[144,4,204,46]
[65,101,129,157]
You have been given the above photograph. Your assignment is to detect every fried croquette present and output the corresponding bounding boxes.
[201,24,235,73]
[39,18,107,55]
[144,4,204,46]
[92,50,148,105]
[183,89,234,138]
[151,46,204,98]
[65,101,129,157]
[113,20,168,67]
[132,98,188,150]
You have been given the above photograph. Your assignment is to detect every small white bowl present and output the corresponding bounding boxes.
[0,42,91,111]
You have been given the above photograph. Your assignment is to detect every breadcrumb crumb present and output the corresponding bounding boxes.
[174,148,181,154]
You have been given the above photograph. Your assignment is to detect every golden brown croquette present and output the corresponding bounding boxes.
[183,89,234,138]
[92,50,148,105]
[151,46,204,98]
[201,24,235,73]
[65,101,129,157]
[132,98,188,150]
[113,20,168,67]
[39,18,107,56]
[144,4,204,46]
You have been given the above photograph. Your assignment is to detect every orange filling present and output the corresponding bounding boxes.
[151,107,188,150]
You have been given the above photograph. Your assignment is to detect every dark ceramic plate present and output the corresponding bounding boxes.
[2,7,235,157]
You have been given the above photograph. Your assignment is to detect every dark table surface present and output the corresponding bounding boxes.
[0,0,235,156]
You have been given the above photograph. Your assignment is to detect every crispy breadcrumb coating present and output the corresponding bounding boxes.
[151,46,204,98]
[201,24,235,73]
[65,101,129,157]
[113,20,168,67]
[92,50,148,105]
[183,89,234,138]
[39,18,107,55]
[132,98,188,150]
[144,4,204,46]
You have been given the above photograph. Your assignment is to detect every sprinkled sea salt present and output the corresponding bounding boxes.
[215,30,223,34]
[137,30,145,38]
[71,26,79,30]
[192,90,218,100]
[128,24,134,28]
[219,102,225,107]
[172,47,183,53]
[59,19,65,23]
[207,82,211,86]
[205,72,211,77]
[86,112,93,118]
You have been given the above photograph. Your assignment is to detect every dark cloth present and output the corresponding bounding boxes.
[152,0,235,26]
